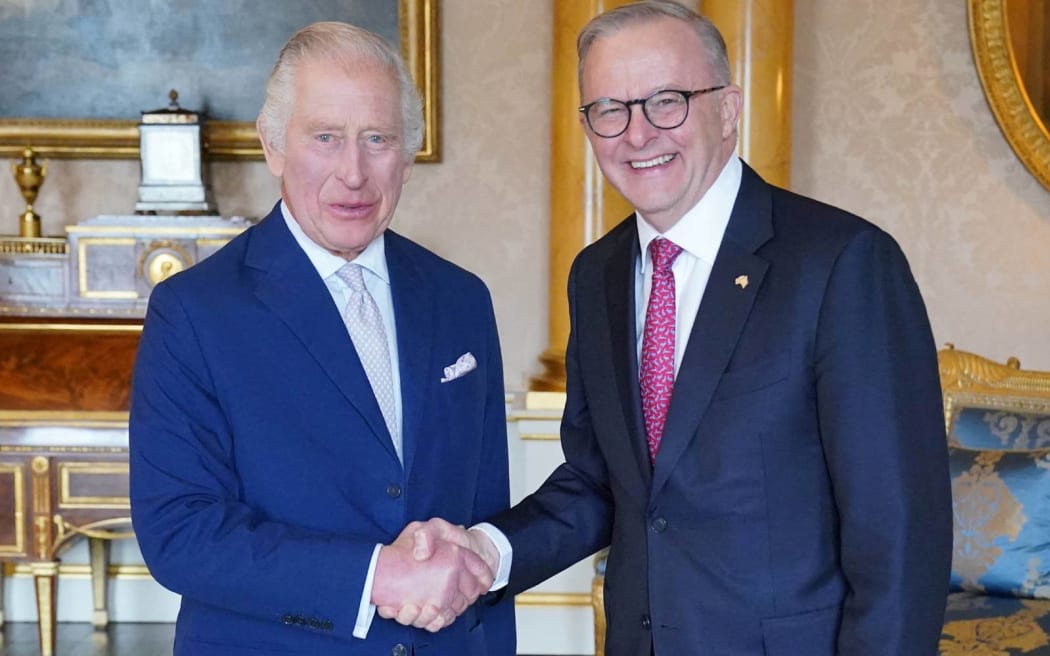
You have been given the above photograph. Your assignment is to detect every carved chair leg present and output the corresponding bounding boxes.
[31,561,58,656]
[89,537,111,630]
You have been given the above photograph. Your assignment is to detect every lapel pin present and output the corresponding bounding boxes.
[735,275,749,289]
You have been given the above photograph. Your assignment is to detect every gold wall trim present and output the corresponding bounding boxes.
[0,0,441,163]
[0,463,25,555]
[7,563,153,580]
[0,410,129,427]
[519,433,560,441]
[507,411,564,422]
[515,592,592,607]
[66,225,246,235]
[969,0,1050,192]
[0,323,141,333]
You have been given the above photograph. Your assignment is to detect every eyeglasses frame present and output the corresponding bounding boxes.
[578,85,728,138]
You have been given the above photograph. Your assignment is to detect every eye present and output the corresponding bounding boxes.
[362,132,401,151]
[316,133,335,143]
[594,102,626,119]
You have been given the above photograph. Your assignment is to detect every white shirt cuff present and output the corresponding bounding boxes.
[352,544,383,639]
[470,523,512,590]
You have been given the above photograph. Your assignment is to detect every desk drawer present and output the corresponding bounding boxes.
[0,460,27,558]
[55,460,130,509]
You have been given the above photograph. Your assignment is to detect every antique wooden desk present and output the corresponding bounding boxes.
[0,317,140,656]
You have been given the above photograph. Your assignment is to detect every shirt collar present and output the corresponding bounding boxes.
[280,201,390,285]
[636,155,742,272]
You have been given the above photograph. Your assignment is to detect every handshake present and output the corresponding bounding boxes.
[371,518,501,633]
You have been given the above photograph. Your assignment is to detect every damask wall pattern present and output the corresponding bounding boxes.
[792,0,1050,370]
[1,0,1047,385]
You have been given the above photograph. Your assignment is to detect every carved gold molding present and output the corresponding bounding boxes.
[0,237,68,255]
[938,344,1050,438]
[969,0,1050,192]
[0,0,441,163]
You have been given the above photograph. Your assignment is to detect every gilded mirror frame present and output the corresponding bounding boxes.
[0,0,440,163]
[969,0,1050,192]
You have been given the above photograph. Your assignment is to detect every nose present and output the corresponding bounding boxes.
[335,142,367,188]
[621,104,659,148]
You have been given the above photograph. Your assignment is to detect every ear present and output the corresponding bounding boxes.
[719,85,744,140]
[401,161,414,184]
[257,118,285,177]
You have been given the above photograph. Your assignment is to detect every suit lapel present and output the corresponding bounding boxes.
[385,231,433,478]
[603,220,653,490]
[245,209,398,462]
[650,165,774,498]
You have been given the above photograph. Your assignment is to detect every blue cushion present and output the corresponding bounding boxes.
[950,446,1050,598]
[951,406,1050,450]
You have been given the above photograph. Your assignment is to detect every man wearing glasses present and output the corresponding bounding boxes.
[408,1,952,654]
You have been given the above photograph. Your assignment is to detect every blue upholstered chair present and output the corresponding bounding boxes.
[938,345,1050,655]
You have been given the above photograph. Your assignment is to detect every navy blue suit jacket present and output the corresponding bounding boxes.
[129,205,515,655]
[491,164,951,655]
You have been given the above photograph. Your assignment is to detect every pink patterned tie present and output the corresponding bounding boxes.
[640,237,683,464]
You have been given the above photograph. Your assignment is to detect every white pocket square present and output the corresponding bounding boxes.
[440,352,477,383]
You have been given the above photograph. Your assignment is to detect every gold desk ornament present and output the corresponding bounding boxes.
[12,146,46,238]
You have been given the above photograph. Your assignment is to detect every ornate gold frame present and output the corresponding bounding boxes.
[0,0,440,162]
[969,0,1050,192]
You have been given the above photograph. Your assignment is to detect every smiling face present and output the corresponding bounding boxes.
[580,17,742,232]
[260,57,412,259]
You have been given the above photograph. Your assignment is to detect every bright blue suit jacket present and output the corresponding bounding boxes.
[491,164,952,655]
[129,205,515,655]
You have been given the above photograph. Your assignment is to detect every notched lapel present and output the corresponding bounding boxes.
[651,244,768,496]
[602,223,653,490]
[247,216,398,462]
[651,166,775,497]
[386,234,434,477]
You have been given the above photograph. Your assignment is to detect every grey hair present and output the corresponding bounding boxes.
[577,0,731,90]
[257,21,424,162]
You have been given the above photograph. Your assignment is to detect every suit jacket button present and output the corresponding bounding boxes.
[386,483,402,499]
[281,614,295,625]
[641,615,652,630]
[651,517,668,533]
[392,643,409,656]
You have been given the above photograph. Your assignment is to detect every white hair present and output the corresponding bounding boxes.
[257,21,424,162]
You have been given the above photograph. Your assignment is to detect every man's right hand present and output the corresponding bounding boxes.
[371,525,493,633]
[410,518,500,576]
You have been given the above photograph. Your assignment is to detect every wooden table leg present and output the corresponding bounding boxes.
[89,538,110,630]
[0,563,5,627]
[31,562,58,656]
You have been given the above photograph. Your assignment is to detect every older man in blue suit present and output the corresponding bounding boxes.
[410,2,953,655]
[129,22,514,656]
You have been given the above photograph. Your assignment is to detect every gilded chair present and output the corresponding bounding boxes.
[938,345,1050,655]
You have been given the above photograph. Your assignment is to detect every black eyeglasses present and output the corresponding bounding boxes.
[578,86,727,138]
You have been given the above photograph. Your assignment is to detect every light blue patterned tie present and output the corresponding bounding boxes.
[336,263,400,461]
